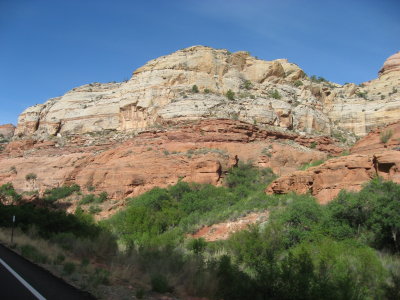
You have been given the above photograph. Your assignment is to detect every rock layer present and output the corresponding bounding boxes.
[0,119,341,217]
[267,122,400,203]
[379,51,400,76]
[14,47,400,140]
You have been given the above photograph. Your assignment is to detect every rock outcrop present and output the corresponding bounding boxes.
[4,46,400,215]
[0,124,15,140]
[267,121,400,203]
[14,47,400,141]
[379,51,400,76]
[0,119,341,217]
[8,48,392,143]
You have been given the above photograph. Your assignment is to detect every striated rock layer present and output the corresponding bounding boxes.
[0,119,341,217]
[0,124,15,140]
[267,122,400,203]
[14,46,400,141]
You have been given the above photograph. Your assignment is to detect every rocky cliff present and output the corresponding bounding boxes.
[267,122,400,203]
[2,46,400,216]
[14,46,400,141]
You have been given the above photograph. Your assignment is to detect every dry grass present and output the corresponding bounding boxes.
[0,227,150,299]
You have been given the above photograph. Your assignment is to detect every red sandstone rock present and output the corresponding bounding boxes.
[190,211,269,241]
[351,122,400,155]
[267,121,400,203]
[0,119,342,217]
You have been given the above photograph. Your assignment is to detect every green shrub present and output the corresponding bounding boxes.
[25,173,37,181]
[225,162,275,189]
[204,88,211,94]
[20,244,48,264]
[310,141,317,148]
[187,238,207,254]
[63,262,76,275]
[191,85,199,93]
[89,268,110,286]
[89,205,101,215]
[293,80,303,87]
[43,184,80,203]
[380,129,393,144]
[226,89,235,100]
[0,183,22,202]
[151,274,173,293]
[242,80,252,90]
[80,194,96,205]
[310,75,327,83]
[0,202,100,239]
[299,159,325,170]
[356,91,368,99]
[327,178,400,252]
[54,254,65,264]
[269,89,282,99]
[136,288,145,299]
[95,192,108,203]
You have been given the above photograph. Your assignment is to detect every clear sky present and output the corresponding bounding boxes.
[0,0,399,125]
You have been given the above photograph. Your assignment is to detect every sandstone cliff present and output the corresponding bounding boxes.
[13,47,400,141]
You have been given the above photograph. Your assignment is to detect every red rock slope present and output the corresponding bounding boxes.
[0,120,340,208]
[267,122,400,203]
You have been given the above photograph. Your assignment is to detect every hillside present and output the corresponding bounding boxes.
[0,46,400,299]
[1,47,399,213]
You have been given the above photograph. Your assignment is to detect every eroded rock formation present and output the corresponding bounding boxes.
[267,122,400,203]
[0,124,15,140]
[0,119,341,217]
[14,47,399,141]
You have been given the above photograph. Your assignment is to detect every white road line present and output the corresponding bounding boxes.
[0,258,46,300]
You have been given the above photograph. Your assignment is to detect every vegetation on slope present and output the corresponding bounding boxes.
[107,163,276,248]
[0,165,399,299]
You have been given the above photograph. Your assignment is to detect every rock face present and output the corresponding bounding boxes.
[190,211,269,242]
[267,122,400,203]
[14,47,400,140]
[16,46,400,139]
[15,46,333,137]
[0,124,15,140]
[4,46,400,214]
[0,119,341,217]
[379,51,400,76]
[350,122,400,154]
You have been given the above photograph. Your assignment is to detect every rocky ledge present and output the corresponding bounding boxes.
[267,122,400,203]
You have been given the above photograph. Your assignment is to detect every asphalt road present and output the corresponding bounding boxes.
[0,243,95,300]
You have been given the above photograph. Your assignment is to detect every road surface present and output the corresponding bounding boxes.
[0,243,95,299]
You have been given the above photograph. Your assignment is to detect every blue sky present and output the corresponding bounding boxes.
[0,0,399,125]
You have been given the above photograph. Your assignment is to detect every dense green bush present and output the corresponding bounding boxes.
[151,274,173,293]
[0,202,100,238]
[3,168,400,299]
[107,164,277,248]
[0,183,22,202]
[327,178,400,252]
[43,184,80,203]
